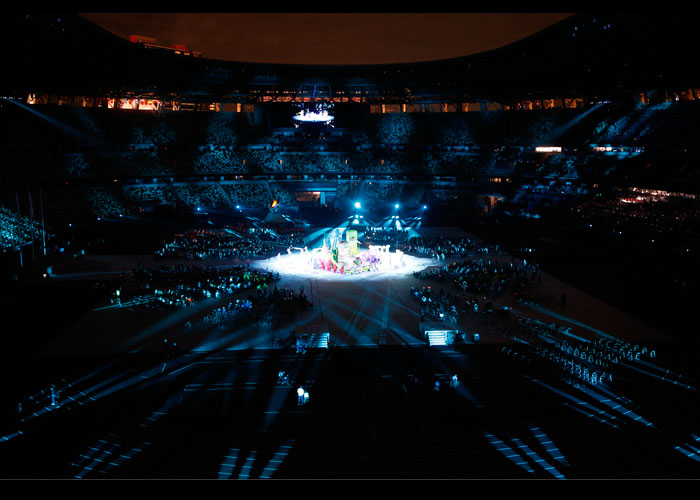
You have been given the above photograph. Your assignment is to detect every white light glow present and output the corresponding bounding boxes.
[293,109,333,123]
[253,247,434,281]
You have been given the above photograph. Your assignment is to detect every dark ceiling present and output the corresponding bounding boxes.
[2,12,700,106]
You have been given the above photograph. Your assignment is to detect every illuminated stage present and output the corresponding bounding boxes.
[253,233,435,281]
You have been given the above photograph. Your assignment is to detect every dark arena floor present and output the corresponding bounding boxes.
[2,223,699,481]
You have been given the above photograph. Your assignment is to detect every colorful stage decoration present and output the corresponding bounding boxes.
[277,228,407,275]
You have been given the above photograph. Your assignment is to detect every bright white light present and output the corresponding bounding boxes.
[352,218,359,225]
[423,205,427,209]
[354,201,361,209]
[395,204,400,209]
[253,248,433,281]
[293,109,333,123]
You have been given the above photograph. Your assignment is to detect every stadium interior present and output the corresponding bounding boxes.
[1,12,700,480]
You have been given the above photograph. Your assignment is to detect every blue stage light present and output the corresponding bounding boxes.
[354,201,361,209]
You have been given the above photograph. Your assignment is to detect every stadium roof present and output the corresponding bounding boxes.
[2,12,700,106]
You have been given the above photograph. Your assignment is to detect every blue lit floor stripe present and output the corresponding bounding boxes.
[218,448,239,479]
[0,430,23,443]
[675,445,700,463]
[523,303,615,340]
[101,442,151,473]
[510,436,565,479]
[238,450,257,479]
[617,362,699,392]
[72,438,109,468]
[685,443,700,455]
[257,440,294,479]
[563,402,620,429]
[529,425,568,466]
[588,383,635,406]
[527,377,622,426]
[75,442,120,479]
[576,385,655,428]
[483,432,535,474]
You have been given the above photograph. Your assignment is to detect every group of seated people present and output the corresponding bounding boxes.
[507,342,614,387]
[204,285,312,329]
[411,286,460,323]
[399,235,498,260]
[155,228,276,260]
[121,182,273,211]
[172,184,229,209]
[499,323,656,389]
[85,187,132,219]
[0,204,44,251]
[572,194,700,245]
[192,149,246,174]
[113,263,279,312]
[446,258,534,298]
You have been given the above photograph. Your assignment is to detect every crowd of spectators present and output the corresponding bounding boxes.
[122,182,272,211]
[276,153,309,173]
[445,258,533,297]
[0,204,44,251]
[111,263,279,313]
[411,286,460,323]
[123,185,177,205]
[436,115,475,146]
[247,225,306,248]
[317,153,349,173]
[155,228,276,260]
[204,285,311,329]
[204,112,240,147]
[503,342,614,387]
[192,149,246,174]
[173,184,229,210]
[85,187,132,219]
[130,121,176,146]
[8,98,700,179]
[399,235,500,260]
[6,101,700,258]
[220,182,270,208]
[63,154,93,178]
[499,323,657,388]
[537,154,580,179]
[270,186,297,206]
[374,114,416,145]
[572,192,700,244]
